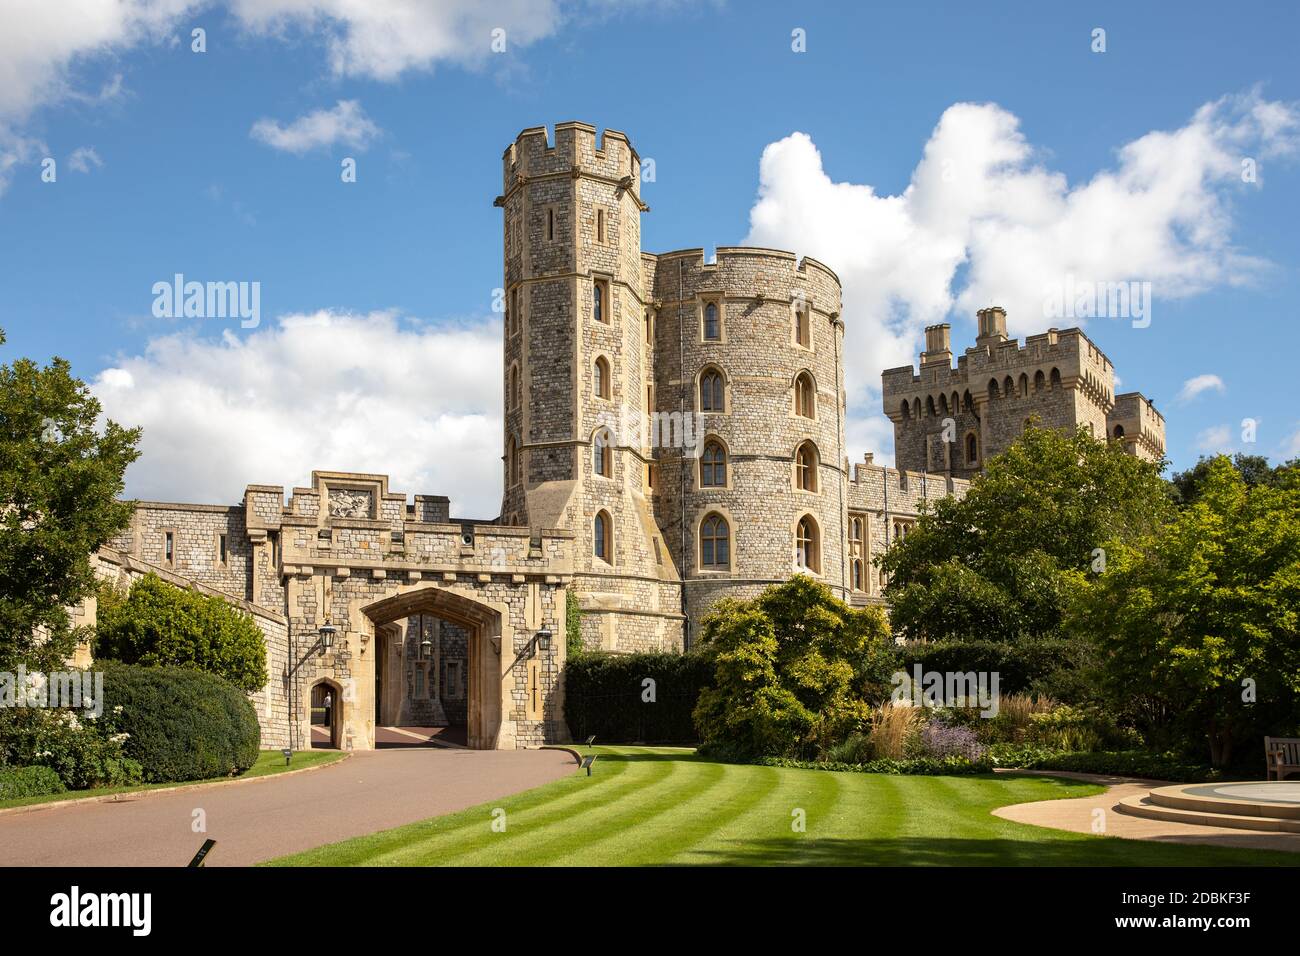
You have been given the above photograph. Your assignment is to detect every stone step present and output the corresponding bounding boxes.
[1146,783,1300,820]
[1115,794,1300,833]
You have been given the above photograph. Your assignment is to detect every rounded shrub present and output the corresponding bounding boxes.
[0,765,67,800]
[100,664,260,783]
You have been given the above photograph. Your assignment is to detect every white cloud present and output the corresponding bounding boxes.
[227,0,564,81]
[1280,426,1300,460]
[67,145,102,172]
[743,89,1300,463]
[250,99,380,155]
[91,310,506,518]
[1195,424,1235,455]
[0,0,196,121]
[1176,373,1226,404]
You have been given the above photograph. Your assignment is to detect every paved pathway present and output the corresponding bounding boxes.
[0,747,576,867]
[993,769,1300,853]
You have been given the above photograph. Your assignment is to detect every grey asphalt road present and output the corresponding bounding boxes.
[0,747,576,867]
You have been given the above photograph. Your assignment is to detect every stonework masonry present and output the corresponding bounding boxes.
[70,121,1169,750]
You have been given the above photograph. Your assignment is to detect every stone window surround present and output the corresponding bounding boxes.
[792,439,820,494]
[543,204,558,242]
[696,293,726,344]
[593,509,615,566]
[793,513,822,576]
[693,505,735,574]
[791,369,818,421]
[791,296,815,351]
[591,274,612,325]
[591,427,614,478]
[214,530,229,569]
[508,285,524,338]
[695,364,730,415]
[160,527,178,568]
[697,434,731,490]
[508,361,521,408]
[592,353,612,400]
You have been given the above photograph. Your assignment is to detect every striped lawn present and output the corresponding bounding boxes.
[265,746,1299,867]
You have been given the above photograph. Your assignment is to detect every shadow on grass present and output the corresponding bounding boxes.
[666,834,1294,867]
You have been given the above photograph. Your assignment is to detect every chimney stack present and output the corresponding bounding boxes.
[921,323,952,367]
[975,306,1008,348]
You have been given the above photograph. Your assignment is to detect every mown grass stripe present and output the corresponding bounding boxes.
[365,752,679,867]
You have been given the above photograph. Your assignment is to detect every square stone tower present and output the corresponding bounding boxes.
[882,307,1165,476]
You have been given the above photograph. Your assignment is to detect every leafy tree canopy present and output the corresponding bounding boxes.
[1068,456,1300,766]
[879,424,1172,643]
[693,576,893,759]
[1170,452,1297,506]
[0,328,140,670]
[96,573,269,694]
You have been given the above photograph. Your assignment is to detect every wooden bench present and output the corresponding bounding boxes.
[1265,737,1300,781]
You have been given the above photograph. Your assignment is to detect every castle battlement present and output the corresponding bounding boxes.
[882,307,1164,479]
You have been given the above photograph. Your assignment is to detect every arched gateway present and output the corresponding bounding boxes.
[97,470,574,753]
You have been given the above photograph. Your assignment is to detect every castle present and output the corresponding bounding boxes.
[71,122,1164,752]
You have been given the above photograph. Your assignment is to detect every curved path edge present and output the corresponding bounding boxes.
[991,768,1300,853]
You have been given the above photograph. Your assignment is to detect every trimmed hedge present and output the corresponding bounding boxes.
[990,745,1229,783]
[101,664,260,783]
[755,754,994,776]
[564,652,712,744]
[0,765,67,800]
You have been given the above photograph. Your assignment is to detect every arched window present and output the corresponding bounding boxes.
[700,368,725,412]
[962,390,973,412]
[700,513,730,569]
[593,280,607,324]
[852,558,864,591]
[794,372,816,418]
[506,436,516,485]
[1003,376,1014,397]
[592,428,612,477]
[509,364,520,408]
[926,395,937,417]
[939,393,950,415]
[795,515,820,573]
[1113,424,1125,439]
[593,510,612,562]
[965,432,978,464]
[594,356,610,399]
[700,440,727,487]
[794,306,810,347]
[988,378,1000,399]
[1050,367,1062,389]
[1034,370,1045,392]
[795,441,819,492]
[1018,373,1029,398]
[703,302,720,340]
[900,399,912,419]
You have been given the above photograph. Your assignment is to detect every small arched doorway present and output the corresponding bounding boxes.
[310,678,344,749]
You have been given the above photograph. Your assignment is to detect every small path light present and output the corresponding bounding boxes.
[282,748,292,767]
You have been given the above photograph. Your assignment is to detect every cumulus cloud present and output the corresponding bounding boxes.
[743,89,1300,463]
[1176,373,1226,404]
[227,0,564,80]
[91,311,505,518]
[250,99,380,155]
[67,145,102,172]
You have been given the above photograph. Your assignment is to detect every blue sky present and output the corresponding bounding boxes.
[1,0,1297,515]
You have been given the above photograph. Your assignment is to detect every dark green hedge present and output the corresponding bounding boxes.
[101,663,261,783]
[0,765,66,800]
[990,746,1231,783]
[564,652,712,744]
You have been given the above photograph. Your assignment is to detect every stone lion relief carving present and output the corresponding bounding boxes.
[329,489,372,518]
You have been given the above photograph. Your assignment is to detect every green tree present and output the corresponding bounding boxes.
[0,328,140,670]
[1069,456,1300,766]
[1171,452,1297,506]
[693,576,893,759]
[95,573,269,693]
[879,424,1172,644]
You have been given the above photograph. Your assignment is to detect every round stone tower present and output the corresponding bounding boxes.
[647,246,848,635]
